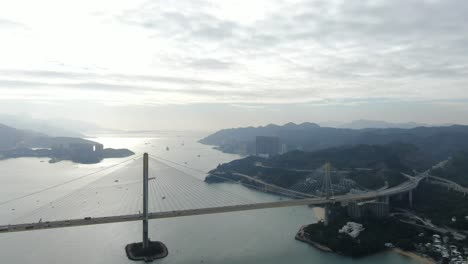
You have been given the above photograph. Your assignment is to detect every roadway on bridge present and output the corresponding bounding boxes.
[0,173,424,234]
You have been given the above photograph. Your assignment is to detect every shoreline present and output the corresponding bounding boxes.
[295,225,333,252]
[312,207,325,221]
[392,248,436,264]
[296,225,437,263]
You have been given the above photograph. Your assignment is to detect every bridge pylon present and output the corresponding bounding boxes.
[322,162,333,226]
[125,153,168,262]
[408,190,413,208]
[323,162,333,200]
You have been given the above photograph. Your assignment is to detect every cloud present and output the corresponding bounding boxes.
[1,0,468,107]
[189,58,234,70]
[0,18,27,30]
[0,78,313,103]
[117,0,468,81]
[0,69,235,87]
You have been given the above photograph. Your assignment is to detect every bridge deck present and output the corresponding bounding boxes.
[0,176,422,234]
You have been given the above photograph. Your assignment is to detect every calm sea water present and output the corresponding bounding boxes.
[0,132,420,263]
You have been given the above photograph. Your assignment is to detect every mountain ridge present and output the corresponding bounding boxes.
[200,122,468,167]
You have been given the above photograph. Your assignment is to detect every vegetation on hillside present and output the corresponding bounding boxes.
[200,123,468,168]
[408,182,468,230]
[302,206,423,257]
[206,143,414,191]
[432,151,468,187]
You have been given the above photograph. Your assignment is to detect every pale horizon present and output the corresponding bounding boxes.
[1,0,468,131]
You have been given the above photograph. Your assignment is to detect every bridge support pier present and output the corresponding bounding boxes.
[408,190,413,208]
[378,196,389,204]
[324,205,331,226]
[126,153,168,262]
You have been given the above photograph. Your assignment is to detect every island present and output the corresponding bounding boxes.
[0,123,134,164]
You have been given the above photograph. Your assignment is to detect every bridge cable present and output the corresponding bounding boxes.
[147,156,256,207]
[8,155,145,223]
[148,155,304,199]
[148,154,311,199]
[0,154,143,207]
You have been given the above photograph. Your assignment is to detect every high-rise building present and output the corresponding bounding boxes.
[255,136,279,158]
[280,143,288,155]
[347,201,389,219]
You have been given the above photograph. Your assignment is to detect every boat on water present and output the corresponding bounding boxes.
[166,146,169,151]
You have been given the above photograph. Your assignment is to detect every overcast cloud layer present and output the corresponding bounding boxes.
[0,0,467,129]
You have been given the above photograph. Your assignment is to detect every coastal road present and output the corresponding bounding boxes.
[231,172,318,198]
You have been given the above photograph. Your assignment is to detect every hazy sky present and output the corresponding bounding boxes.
[1,0,468,131]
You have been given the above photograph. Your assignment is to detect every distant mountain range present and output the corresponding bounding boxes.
[318,119,454,129]
[0,123,97,151]
[338,119,428,129]
[0,114,102,137]
[200,122,468,168]
[0,123,46,150]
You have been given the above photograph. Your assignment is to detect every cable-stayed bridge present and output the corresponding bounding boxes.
[0,153,424,234]
[0,152,427,261]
